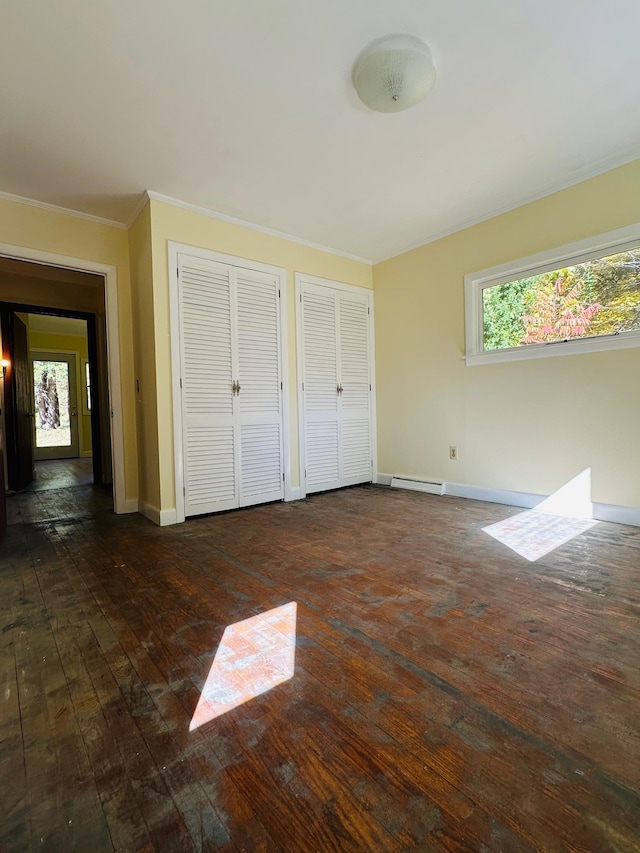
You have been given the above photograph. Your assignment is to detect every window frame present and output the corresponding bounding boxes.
[464,222,640,366]
[82,357,91,414]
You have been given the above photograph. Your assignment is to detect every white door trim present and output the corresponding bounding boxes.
[295,273,377,500]
[0,243,127,514]
[168,241,290,523]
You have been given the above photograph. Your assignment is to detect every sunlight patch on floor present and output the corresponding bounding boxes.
[190,602,297,731]
[482,469,597,561]
[483,511,597,562]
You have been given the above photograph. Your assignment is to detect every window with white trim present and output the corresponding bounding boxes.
[464,224,640,365]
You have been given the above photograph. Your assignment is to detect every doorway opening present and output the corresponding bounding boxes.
[0,247,125,515]
[1,306,107,492]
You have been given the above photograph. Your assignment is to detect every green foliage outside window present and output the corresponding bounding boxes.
[482,249,640,350]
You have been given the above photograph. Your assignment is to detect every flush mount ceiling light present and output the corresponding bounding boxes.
[352,34,437,113]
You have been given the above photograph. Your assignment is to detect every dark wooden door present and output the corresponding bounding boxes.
[1,311,34,490]
[0,450,6,535]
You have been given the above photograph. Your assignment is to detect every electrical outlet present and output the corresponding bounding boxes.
[449,445,458,460]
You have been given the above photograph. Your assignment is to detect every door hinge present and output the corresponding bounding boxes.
[369,383,371,391]
[183,486,185,496]
[180,378,183,388]
[302,381,305,391]
[367,306,370,314]
[283,472,285,482]
[278,289,281,298]
[300,293,302,302]
[280,381,283,390]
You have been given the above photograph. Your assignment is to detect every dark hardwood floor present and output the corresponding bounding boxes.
[25,457,94,491]
[1,476,639,852]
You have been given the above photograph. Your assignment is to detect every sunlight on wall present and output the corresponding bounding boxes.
[190,602,297,731]
[482,469,597,561]
[534,469,593,518]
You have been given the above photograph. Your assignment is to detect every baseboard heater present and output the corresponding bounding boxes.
[390,476,444,496]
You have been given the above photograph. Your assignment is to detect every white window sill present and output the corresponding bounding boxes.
[465,330,640,365]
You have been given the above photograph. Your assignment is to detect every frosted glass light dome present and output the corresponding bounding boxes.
[352,34,437,113]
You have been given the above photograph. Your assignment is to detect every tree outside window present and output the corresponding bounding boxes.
[482,249,640,351]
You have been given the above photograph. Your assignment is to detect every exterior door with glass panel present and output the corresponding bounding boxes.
[31,352,80,460]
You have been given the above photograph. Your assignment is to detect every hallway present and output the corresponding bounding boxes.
[5,458,97,527]
[26,458,94,491]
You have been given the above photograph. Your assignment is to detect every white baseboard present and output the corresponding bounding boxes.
[376,472,392,486]
[121,497,139,514]
[139,501,178,527]
[138,501,159,525]
[447,482,640,527]
[159,507,178,526]
[592,502,640,527]
[285,486,302,502]
[377,474,639,528]
[443,481,543,510]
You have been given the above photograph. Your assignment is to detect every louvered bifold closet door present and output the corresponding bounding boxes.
[236,270,284,507]
[338,292,372,486]
[301,286,341,492]
[179,256,238,515]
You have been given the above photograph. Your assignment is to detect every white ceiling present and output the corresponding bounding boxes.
[1,0,639,262]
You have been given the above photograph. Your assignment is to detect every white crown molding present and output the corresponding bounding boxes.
[0,189,128,230]
[0,183,373,262]
[126,191,151,227]
[146,190,373,266]
[3,141,638,264]
[374,145,640,264]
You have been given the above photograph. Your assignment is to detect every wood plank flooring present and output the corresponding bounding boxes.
[23,457,94,491]
[1,478,640,851]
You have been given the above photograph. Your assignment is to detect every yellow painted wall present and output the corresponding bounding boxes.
[0,197,138,503]
[373,158,640,509]
[128,202,160,510]
[29,330,92,454]
[149,199,373,512]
